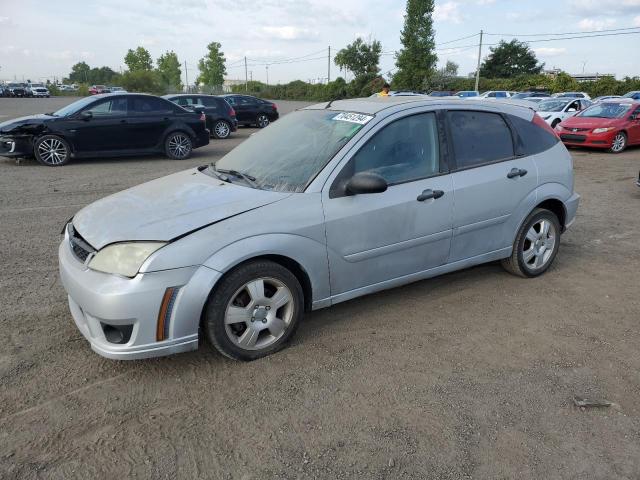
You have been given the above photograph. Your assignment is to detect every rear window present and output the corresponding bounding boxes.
[508,114,559,156]
[447,111,514,169]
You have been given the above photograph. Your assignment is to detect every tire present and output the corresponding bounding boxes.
[203,260,304,361]
[551,119,560,129]
[164,131,193,159]
[501,208,561,278]
[212,120,231,139]
[34,135,71,166]
[609,132,627,153]
[256,113,270,128]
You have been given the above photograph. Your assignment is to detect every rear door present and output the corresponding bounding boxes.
[447,109,538,262]
[235,96,258,123]
[323,111,453,296]
[127,96,175,149]
[628,106,640,144]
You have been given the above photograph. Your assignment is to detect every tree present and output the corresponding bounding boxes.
[334,37,382,82]
[480,40,543,78]
[68,62,91,83]
[197,42,226,87]
[157,51,182,91]
[432,60,459,89]
[124,46,153,72]
[394,0,438,90]
[120,70,164,95]
[551,72,579,94]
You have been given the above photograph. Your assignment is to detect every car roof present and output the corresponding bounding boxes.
[162,93,219,98]
[304,96,536,120]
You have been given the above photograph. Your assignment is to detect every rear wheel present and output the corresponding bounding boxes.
[34,135,70,166]
[501,208,561,278]
[204,260,303,361]
[609,132,626,153]
[165,132,192,159]
[256,113,270,128]
[212,120,231,139]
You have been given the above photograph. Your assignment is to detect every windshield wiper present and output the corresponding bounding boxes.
[210,164,260,189]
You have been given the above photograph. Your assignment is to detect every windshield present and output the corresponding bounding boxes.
[53,97,99,117]
[537,99,570,112]
[577,103,632,119]
[214,110,371,192]
[622,92,638,98]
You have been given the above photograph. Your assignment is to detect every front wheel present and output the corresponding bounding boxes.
[501,208,561,278]
[165,132,193,159]
[34,135,71,166]
[609,132,626,153]
[204,260,304,361]
[256,113,270,128]
[212,120,231,139]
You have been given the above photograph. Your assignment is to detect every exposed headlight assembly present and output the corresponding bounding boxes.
[592,127,615,134]
[88,242,166,277]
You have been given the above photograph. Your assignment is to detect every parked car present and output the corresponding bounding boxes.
[622,91,640,100]
[428,90,455,97]
[556,100,640,153]
[89,85,110,95]
[6,82,27,97]
[219,94,278,128]
[0,84,6,97]
[536,98,591,128]
[0,93,209,165]
[555,92,591,100]
[592,95,622,103]
[479,91,517,98]
[511,92,551,99]
[28,83,50,98]
[164,94,238,139]
[57,97,579,361]
[455,90,479,98]
[109,86,127,93]
[522,97,546,105]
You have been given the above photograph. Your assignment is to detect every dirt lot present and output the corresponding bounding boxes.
[1,97,639,479]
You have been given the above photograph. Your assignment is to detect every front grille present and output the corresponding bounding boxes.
[67,223,96,263]
[560,134,586,143]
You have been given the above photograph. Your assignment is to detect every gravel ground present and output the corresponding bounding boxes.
[1,97,639,479]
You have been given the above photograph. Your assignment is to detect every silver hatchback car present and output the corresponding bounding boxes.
[59,97,580,361]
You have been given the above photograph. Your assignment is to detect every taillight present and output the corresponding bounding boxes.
[229,107,236,117]
[532,113,560,139]
[200,113,206,122]
[271,103,277,110]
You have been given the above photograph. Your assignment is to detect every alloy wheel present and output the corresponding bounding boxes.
[224,277,294,351]
[168,134,191,159]
[214,121,230,138]
[37,138,68,165]
[257,114,269,128]
[611,133,626,153]
[522,219,557,270]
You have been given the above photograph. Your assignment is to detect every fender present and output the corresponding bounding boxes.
[202,233,331,308]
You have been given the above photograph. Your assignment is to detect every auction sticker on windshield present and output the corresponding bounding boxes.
[332,112,374,124]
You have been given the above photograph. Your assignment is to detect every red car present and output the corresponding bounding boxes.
[556,100,640,153]
[88,85,109,95]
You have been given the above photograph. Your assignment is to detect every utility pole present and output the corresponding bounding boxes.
[474,29,483,93]
[250,70,253,82]
[244,56,248,92]
[184,61,189,93]
[266,65,269,86]
[327,46,331,83]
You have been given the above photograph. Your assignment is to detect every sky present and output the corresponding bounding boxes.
[1,0,639,85]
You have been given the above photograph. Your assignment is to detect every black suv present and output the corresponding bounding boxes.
[0,94,209,166]
[219,94,279,128]
[6,83,27,97]
[163,94,237,139]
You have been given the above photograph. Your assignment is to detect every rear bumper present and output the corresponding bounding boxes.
[193,130,210,148]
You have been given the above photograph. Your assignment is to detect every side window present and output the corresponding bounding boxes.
[86,98,127,116]
[225,96,236,105]
[130,97,175,114]
[200,96,218,108]
[331,113,440,197]
[238,97,254,105]
[173,97,192,106]
[495,92,506,98]
[508,114,559,156]
[447,111,514,169]
[487,92,497,98]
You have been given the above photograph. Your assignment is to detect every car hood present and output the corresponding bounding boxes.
[0,114,56,133]
[72,168,290,250]
[560,116,624,128]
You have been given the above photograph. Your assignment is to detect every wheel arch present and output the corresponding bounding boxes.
[535,198,567,230]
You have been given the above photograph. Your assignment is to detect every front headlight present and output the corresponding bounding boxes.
[592,127,615,134]
[88,242,166,277]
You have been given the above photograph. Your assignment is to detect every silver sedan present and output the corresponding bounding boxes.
[59,97,579,361]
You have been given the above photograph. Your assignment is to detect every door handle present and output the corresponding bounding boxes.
[507,168,527,178]
[120,119,127,124]
[417,189,444,201]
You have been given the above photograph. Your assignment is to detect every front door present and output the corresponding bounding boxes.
[323,112,453,297]
[69,96,130,153]
[446,110,538,261]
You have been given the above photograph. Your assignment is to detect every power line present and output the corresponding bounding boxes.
[437,32,480,46]
[485,26,640,37]
[483,29,640,46]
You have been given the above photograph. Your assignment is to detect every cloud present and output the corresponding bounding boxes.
[578,18,616,30]
[476,0,495,4]
[534,47,567,57]
[0,16,10,24]
[569,0,640,15]
[434,2,463,23]
[634,15,640,26]
[260,26,319,41]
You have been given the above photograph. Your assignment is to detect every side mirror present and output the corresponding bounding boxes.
[79,111,93,121]
[345,172,388,195]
